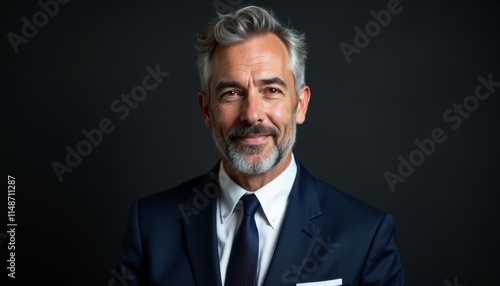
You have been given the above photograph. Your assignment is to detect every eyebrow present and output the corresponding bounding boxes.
[214,77,289,95]
[257,77,288,90]
[215,81,245,95]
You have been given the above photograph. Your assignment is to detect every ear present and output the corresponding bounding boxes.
[295,85,311,125]
[197,92,212,128]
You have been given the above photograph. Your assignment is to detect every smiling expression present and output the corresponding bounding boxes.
[198,33,310,175]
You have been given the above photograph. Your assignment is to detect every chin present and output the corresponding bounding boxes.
[229,147,280,175]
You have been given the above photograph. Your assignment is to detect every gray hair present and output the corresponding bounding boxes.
[195,5,307,96]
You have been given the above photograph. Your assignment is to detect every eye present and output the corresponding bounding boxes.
[220,90,242,100]
[265,87,282,96]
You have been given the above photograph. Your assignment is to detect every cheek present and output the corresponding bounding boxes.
[268,103,294,127]
[212,106,240,129]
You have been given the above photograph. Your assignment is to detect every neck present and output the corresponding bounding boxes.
[221,152,293,192]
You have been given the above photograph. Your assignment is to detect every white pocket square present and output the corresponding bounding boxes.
[296,278,342,286]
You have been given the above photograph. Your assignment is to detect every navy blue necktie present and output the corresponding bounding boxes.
[225,194,260,286]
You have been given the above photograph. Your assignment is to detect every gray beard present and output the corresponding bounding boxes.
[212,119,297,175]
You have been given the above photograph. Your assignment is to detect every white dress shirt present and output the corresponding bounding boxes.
[217,154,297,286]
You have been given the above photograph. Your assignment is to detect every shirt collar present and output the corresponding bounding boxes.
[218,154,297,229]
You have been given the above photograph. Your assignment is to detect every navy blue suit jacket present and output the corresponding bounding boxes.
[114,158,404,285]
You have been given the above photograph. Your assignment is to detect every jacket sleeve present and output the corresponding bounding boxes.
[110,199,147,286]
[361,213,404,285]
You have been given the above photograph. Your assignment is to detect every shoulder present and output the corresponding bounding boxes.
[308,177,399,257]
[134,173,208,218]
[316,179,386,218]
[313,178,397,239]
[295,161,391,229]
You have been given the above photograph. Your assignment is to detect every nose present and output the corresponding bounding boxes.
[240,92,264,125]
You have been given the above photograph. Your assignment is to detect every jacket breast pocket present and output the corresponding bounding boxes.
[296,278,342,286]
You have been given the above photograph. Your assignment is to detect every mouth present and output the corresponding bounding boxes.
[236,134,271,145]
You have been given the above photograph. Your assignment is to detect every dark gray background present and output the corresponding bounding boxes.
[1,0,499,285]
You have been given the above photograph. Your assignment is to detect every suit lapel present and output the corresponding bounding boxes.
[181,164,222,286]
[180,159,322,286]
[263,159,323,286]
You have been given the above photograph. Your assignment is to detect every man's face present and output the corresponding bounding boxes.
[198,33,310,175]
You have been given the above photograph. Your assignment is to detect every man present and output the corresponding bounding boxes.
[114,5,404,286]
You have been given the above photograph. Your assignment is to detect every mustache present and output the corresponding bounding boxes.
[226,124,280,141]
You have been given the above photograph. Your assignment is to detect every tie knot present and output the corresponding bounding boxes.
[241,194,260,217]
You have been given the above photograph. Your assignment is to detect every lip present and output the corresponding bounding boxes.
[237,134,271,144]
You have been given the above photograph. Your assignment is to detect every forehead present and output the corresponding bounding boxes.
[210,33,290,81]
